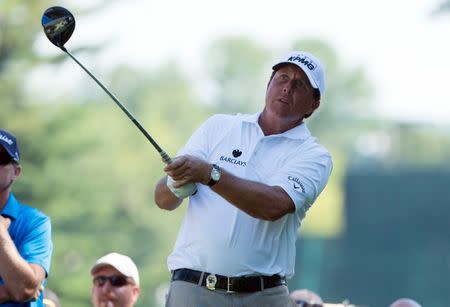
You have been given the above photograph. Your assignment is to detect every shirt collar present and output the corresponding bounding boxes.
[1,193,19,220]
[241,112,260,124]
[242,112,312,140]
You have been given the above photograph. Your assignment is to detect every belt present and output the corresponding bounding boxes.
[171,268,286,293]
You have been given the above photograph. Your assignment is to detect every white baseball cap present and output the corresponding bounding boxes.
[272,51,325,95]
[91,252,140,286]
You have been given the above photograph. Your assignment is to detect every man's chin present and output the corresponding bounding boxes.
[99,300,115,307]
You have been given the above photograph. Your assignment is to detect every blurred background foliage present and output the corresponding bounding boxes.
[1,1,449,306]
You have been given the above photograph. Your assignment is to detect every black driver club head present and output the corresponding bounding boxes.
[41,6,75,49]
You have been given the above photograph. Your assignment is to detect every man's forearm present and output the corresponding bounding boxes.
[212,169,295,221]
[154,177,183,210]
[162,155,295,220]
[0,227,41,301]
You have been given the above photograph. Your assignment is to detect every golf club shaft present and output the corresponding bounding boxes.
[61,46,172,164]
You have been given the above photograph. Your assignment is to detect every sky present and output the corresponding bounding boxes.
[36,0,450,125]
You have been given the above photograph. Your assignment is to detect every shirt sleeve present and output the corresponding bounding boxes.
[18,214,53,276]
[178,114,235,159]
[267,149,333,220]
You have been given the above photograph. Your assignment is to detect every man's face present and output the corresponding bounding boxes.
[0,146,20,195]
[265,64,320,122]
[91,266,140,307]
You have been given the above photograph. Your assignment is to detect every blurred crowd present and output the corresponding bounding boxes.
[288,288,422,307]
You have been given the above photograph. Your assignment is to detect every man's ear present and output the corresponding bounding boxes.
[13,164,21,178]
[312,99,321,112]
[132,286,141,303]
[304,99,321,119]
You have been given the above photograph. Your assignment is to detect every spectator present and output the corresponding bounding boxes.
[389,298,422,307]
[290,288,323,306]
[90,252,140,307]
[0,129,53,306]
[43,288,61,307]
[289,289,368,307]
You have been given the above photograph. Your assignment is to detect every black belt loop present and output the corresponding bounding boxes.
[172,268,285,293]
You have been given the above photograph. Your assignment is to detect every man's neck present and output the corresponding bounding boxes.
[258,109,303,136]
[0,190,11,212]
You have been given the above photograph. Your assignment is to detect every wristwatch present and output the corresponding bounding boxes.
[207,164,221,187]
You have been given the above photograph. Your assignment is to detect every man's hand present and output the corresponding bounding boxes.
[0,216,47,303]
[30,285,43,301]
[166,176,197,199]
[0,285,12,303]
[0,215,11,231]
[164,155,211,187]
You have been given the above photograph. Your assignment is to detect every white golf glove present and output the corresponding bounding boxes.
[166,176,197,199]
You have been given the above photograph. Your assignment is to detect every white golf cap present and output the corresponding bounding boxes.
[91,252,140,286]
[272,51,325,95]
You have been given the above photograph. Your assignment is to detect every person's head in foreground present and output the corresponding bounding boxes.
[289,288,323,306]
[43,288,62,307]
[91,252,140,307]
[0,129,21,190]
[389,298,422,307]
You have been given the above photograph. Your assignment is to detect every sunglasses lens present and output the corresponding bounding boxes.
[93,276,107,287]
[110,276,128,287]
[94,275,129,287]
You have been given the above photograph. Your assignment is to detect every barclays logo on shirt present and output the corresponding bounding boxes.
[232,149,242,158]
[288,176,306,193]
[219,155,246,167]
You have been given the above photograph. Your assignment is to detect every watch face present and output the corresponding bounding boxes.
[211,167,220,181]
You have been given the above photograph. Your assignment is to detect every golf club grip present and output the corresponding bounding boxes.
[159,151,173,165]
[62,48,169,160]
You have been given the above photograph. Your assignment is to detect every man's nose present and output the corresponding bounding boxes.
[283,83,292,94]
[99,282,113,292]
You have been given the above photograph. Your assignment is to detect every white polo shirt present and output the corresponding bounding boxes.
[167,113,332,278]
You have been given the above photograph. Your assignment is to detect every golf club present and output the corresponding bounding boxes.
[41,6,173,164]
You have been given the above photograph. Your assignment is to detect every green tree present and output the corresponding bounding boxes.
[26,63,208,306]
[290,38,373,144]
[204,36,271,114]
[0,1,53,118]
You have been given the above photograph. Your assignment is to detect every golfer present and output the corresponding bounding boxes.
[155,51,333,306]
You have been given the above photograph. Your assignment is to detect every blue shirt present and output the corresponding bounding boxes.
[0,193,53,307]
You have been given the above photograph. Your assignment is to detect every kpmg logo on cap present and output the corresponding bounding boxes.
[0,134,13,145]
[287,55,316,71]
